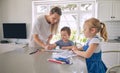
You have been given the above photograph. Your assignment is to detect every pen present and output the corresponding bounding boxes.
[29,49,39,55]
[55,57,67,62]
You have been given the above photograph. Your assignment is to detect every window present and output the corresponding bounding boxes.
[32,1,95,44]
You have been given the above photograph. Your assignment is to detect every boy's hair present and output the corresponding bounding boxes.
[61,27,71,36]
[85,18,108,42]
[50,7,62,34]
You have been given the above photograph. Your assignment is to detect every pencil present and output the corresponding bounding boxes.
[74,41,76,46]
[29,49,39,55]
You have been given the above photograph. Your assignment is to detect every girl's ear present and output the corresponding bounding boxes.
[90,28,96,33]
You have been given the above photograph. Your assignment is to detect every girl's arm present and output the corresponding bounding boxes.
[72,43,98,58]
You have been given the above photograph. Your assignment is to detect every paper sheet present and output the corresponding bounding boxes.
[52,50,77,58]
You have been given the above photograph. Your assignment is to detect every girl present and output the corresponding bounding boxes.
[72,18,108,73]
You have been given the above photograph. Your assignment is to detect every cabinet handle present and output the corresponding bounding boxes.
[111,16,115,18]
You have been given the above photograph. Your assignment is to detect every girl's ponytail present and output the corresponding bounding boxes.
[100,23,108,42]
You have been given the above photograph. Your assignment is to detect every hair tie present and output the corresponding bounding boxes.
[100,22,104,28]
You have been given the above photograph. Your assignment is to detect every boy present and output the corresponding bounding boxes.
[50,27,74,50]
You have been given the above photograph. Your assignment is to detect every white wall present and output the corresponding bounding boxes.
[0,0,32,42]
[0,1,2,41]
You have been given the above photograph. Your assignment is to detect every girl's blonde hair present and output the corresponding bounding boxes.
[85,18,108,42]
[50,7,62,34]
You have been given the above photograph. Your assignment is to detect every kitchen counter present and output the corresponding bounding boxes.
[107,39,120,43]
[0,47,88,73]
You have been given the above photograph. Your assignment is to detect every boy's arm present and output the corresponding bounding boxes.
[61,45,83,50]
[61,46,73,50]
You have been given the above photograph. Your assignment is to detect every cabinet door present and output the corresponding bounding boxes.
[101,43,119,68]
[97,1,112,21]
[119,45,120,65]
[112,1,120,21]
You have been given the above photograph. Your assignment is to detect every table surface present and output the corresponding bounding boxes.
[34,51,88,73]
[0,48,88,73]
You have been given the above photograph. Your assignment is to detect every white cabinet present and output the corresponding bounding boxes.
[97,1,120,21]
[101,42,120,68]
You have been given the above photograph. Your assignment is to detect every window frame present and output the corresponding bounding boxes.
[32,0,95,44]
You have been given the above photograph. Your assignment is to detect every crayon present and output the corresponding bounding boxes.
[48,59,65,64]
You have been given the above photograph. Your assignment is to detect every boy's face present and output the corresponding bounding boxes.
[61,31,70,42]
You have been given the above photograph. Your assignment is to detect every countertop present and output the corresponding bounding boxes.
[107,39,120,43]
[0,47,88,73]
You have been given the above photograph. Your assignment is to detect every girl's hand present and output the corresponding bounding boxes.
[72,46,78,53]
